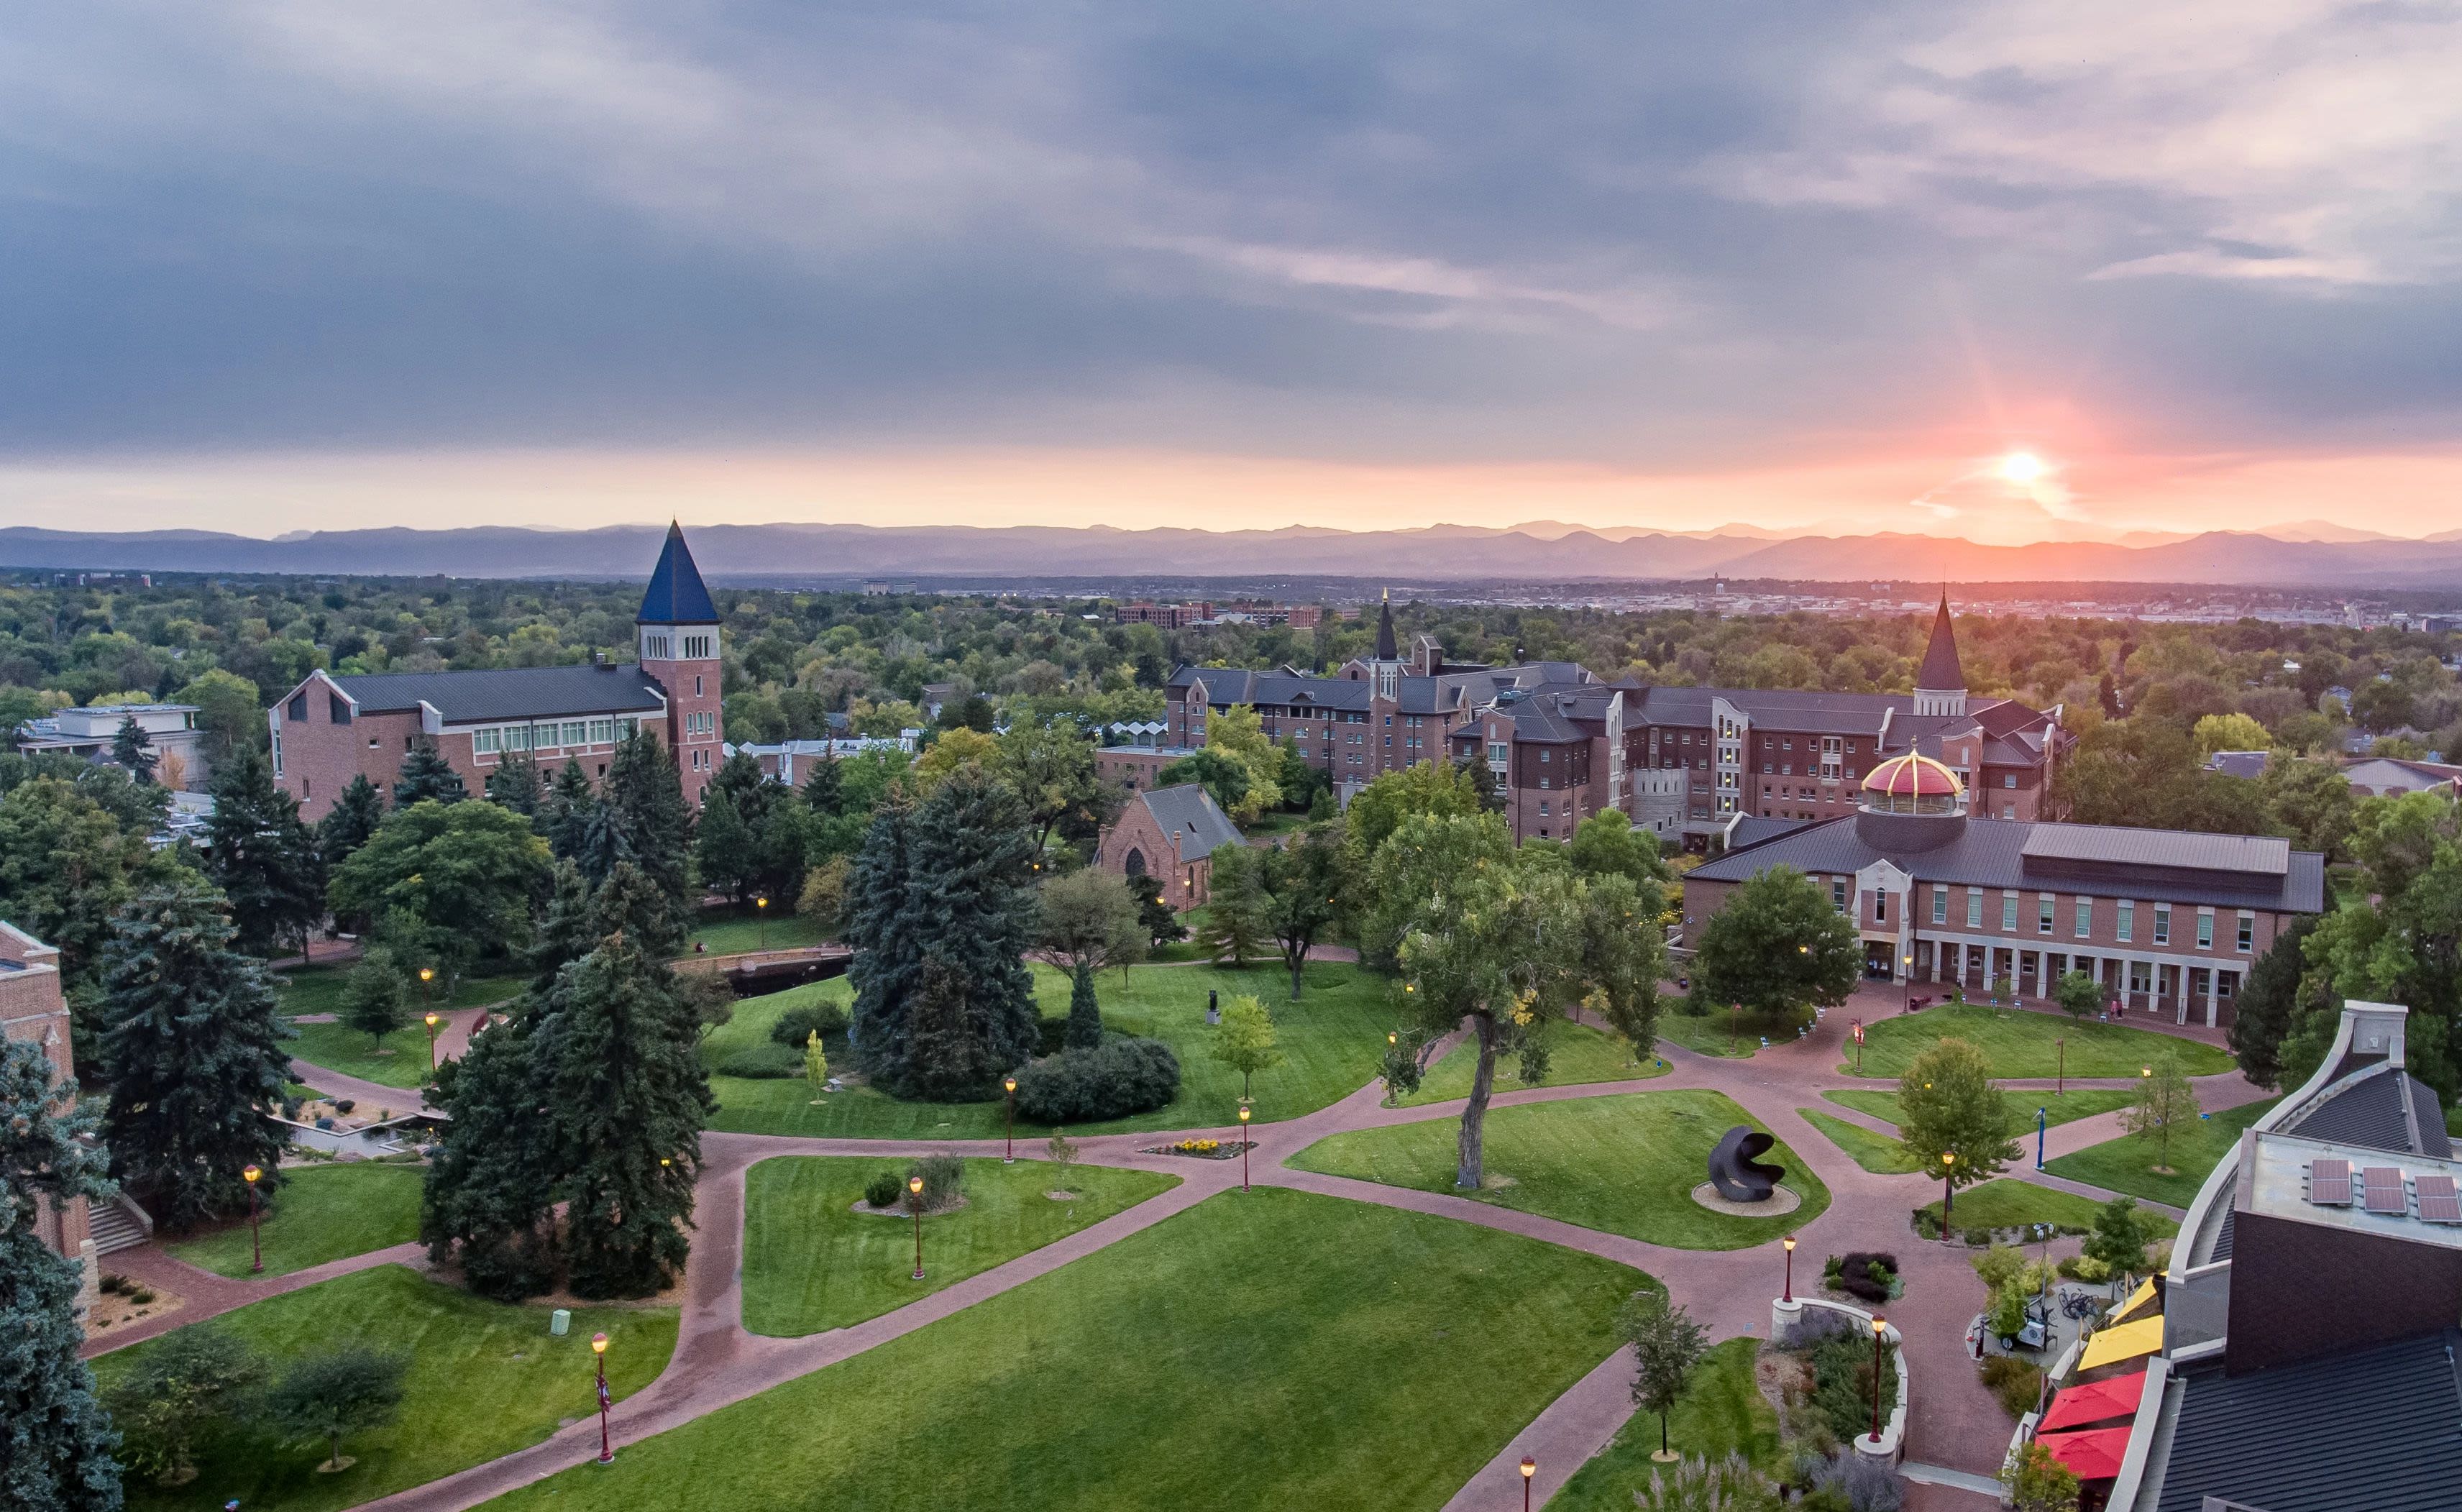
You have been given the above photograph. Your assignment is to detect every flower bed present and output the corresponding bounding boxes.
[1140,1138,1254,1160]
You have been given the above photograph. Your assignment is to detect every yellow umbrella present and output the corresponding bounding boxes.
[2108,1278,2160,1326]
[2079,1315,2164,1373]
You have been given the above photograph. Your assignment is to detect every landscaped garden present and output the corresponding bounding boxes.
[2044,1097,2281,1207]
[277,963,526,1089]
[1550,1337,1780,1511]
[485,1188,1644,1512]
[703,961,1401,1139]
[1656,1002,1813,1059]
[1839,1004,2236,1080]
[1400,1019,1664,1106]
[1915,1178,2182,1240]
[93,1265,675,1512]
[740,1155,1180,1335]
[1798,1109,1926,1174]
[168,1161,424,1279]
[1290,1090,1829,1249]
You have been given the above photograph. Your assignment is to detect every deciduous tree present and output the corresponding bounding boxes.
[341,945,412,1050]
[1692,866,1859,1020]
[1618,1289,1710,1461]
[1258,825,1348,999]
[2123,1050,2200,1173]
[1209,994,1283,1100]
[105,1329,265,1488]
[265,1347,408,1473]
[1035,869,1147,977]
[327,799,552,988]
[1895,1038,2021,1210]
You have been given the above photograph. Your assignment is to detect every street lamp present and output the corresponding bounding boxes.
[908,1174,926,1280]
[2036,1106,2048,1170]
[755,894,768,951]
[590,1332,613,1465]
[423,1012,441,1076]
[242,1164,263,1274]
[1002,1076,1018,1164]
[1782,1234,1796,1303]
[1903,951,1916,1014]
[1867,1316,1887,1447]
[418,966,434,1002]
[1939,1152,1957,1233]
[1729,1000,1740,1053]
[1237,1104,1252,1193]
[2055,1035,2066,1096]
[1521,1455,1537,1512]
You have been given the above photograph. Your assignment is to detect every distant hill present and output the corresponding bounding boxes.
[7,521,2462,588]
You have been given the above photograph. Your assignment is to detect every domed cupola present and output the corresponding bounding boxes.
[1856,752,1967,851]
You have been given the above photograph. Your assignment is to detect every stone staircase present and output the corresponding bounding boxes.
[88,1193,152,1256]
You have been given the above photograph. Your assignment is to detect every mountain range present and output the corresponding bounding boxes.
[7,521,2462,589]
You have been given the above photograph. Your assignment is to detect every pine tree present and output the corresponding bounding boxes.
[692,791,759,907]
[482,750,543,816]
[590,861,686,960]
[605,730,692,928]
[316,774,385,873]
[206,748,326,959]
[846,797,920,1068]
[340,945,411,1050]
[391,740,467,807]
[529,861,599,992]
[884,771,1040,1098]
[1066,961,1103,1050]
[533,932,714,1298]
[99,877,295,1230]
[900,958,1007,1101]
[708,750,772,828]
[1127,872,1186,945]
[113,715,157,784]
[539,760,596,861]
[421,1013,560,1301]
[803,752,843,816]
[0,1037,124,1512]
[572,798,634,886]
[1193,843,1269,968]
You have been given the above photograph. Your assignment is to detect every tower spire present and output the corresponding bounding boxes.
[637,520,719,626]
[1374,589,1398,661]
[1913,588,1967,716]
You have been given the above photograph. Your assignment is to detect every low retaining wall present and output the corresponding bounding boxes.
[1771,1296,1910,1466]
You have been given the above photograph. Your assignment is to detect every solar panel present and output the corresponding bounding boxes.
[2361,1166,2407,1215]
[2309,1158,2352,1206]
[2417,1174,2462,1224]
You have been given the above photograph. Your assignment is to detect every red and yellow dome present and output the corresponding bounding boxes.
[1862,753,1963,799]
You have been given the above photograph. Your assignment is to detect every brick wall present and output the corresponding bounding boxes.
[275,688,426,823]
[0,924,94,1318]
[647,655,725,807]
[1093,797,1212,910]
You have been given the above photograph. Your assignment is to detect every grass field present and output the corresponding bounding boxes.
[1656,1003,1813,1059]
[486,1188,1643,1512]
[1550,1337,1782,1511]
[1291,1091,1829,1250]
[2044,1098,2281,1209]
[1917,1178,2182,1238]
[741,1155,1179,1336]
[273,963,526,1020]
[1400,1020,1665,1106]
[1799,1109,1926,1174]
[705,961,1400,1138]
[683,908,831,958]
[1841,1005,2235,1080]
[1821,1087,2138,1132]
[168,1162,424,1279]
[278,964,526,1089]
[95,1266,674,1512]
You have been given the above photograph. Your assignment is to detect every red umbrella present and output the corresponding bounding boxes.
[2037,1370,2146,1434]
[2036,1426,2132,1483]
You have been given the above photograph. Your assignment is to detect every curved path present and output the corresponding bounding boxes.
[231,979,2253,1512]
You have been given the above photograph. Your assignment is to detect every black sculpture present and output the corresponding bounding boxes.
[1708,1125,1785,1202]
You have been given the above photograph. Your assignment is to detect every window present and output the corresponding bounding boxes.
[1875,892,1888,925]
[2038,896,2054,935]
[2001,894,2017,930]
[2238,912,2255,953]
[2197,910,2214,950]
[270,726,283,776]
[2003,774,2016,788]
[475,728,502,756]
[1831,879,1848,910]
[1539,801,1550,817]
[590,718,614,743]
[287,692,308,722]
[2116,900,2135,943]
[1932,887,1948,925]
[644,635,672,660]
[683,633,714,659]
[695,676,705,697]
[1540,750,1552,763]
[329,692,352,725]
[2075,899,2092,938]
[562,720,587,746]
[2154,904,2172,946]
[1966,889,1982,929]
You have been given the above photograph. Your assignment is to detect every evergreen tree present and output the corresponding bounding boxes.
[206,748,326,959]
[316,774,385,873]
[391,740,466,807]
[0,1037,124,1512]
[900,958,1007,1101]
[421,1014,559,1300]
[1127,872,1186,946]
[539,760,596,861]
[572,798,633,886]
[1066,961,1103,1050]
[534,932,713,1298]
[803,752,843,816]
[708,749,772,826]
[845,797,920,1066]
[482,750,543,816]
[112,716,156,784]
[529,861,599,992]
[879,772,1041,1098]
[605,730,692,928]
[590,861,686,959]
[340,945,411,1050]
[692,790,759,907]
[1192,843,1269,968]
[99,878,294,1230]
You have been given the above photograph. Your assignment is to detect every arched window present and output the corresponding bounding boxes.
[1124,848,1147,877]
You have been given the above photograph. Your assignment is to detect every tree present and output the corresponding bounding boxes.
[845,797,920,1071]
[1127,872,1185,946]
[802,752,843,816]
[1692,866,1860,1020]
[2052,970,2101,1020]
[1154,748,1253,823]
[997,722,1123,858]
[1065,962,1104,1050]
[1356,806,1514,972]
[1035,869,1147,977]
[483,749,544,815]
[2190,711,2271,759]
[99,877,294,1231]
[2083,1196,2160,1279]
[0,1037,123,1512]
[2259,755,2356,861]
[1895,1038,2021,1210]
[1342,759,1486,874]
[1191,843,1269,968]
[0,774,174,996]
[797,854,851,935]
[174,668,267,765]
[605,729,693,928]
[327,799,552,988]
[341,945,412,1050]
[2000,1441,2081,1512]
[1567,810,1672,891]
[390,739,466,807]
[2123,1050,2200,1173]
[1618,1289,1709,1461]
[1258,825,1347,999]
[910,727,999,792]
[265,1347,408,1473]
[1197,705,1282,822]
[538,760,596,861]
[692,789,760,906]
[105,1329,265,1487]
[206,748,326,959]
[316,774,386,874]
[533,930,714,1298]
[804,1030,829,1093]
[112,715,157,784]
[2226,919,2317,1089]
[421,1013,560,1300]
[1209,994,1283,1100]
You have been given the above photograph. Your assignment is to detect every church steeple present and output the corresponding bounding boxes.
[637,521,719,626]
[1374,588,1399,661]
[1913,590,1967,717]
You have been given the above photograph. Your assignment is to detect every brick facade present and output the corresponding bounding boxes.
[1,921,96,1321]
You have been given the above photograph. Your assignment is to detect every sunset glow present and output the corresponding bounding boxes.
[1999,453,2047,485]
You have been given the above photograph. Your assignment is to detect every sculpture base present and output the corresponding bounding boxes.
[1690,1181,1800,1217]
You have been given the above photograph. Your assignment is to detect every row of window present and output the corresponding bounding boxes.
[472,716,641,755]
[683,710,717,738]
[641,633,718,661]
[1895,883,2254,952]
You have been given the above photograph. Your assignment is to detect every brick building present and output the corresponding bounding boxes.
[1093,782,1242,909]
[271,522,726,819]
[1681,752,2325,1027]
[1,920,98,1320]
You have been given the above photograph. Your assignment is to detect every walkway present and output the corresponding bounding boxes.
[261,976,2251,1512]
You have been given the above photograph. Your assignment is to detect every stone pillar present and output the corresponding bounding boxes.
[1772,1297,1803,1342]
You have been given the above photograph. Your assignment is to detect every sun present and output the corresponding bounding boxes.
[1998,452,2046,484]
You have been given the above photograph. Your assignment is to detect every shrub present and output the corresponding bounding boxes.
[333,1099,355,1115]
[910,1153,964,1209]
[1805,1452,1904,1512]
[1981,1354,2044,1420]
[1036,1016,1071,1058]
[1012,1037,1181,1124]
[1800,1324,1898,1448]
[769,1000,849,1048]
[2056,1254,2112,1283]
[717,1043,807,1079]
[1831,1252,1898,1304]
[864,1172,902,1210]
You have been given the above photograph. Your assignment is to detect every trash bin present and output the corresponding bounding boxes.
[551,1309,571,1337]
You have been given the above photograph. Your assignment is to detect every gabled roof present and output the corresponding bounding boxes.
[637,521,720,626]
[1916,592,1964,692]
[1138,783,1243,863]
[327,665,668,725]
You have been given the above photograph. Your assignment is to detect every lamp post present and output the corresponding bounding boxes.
[1903,951,1916,1015]
[1237,1104,1252,1193]
[1520,1455,1537,1512]
[423,1012,441,1076]
[1729,1000,1740,1054]
[1002,1076,1018,1163]
[1782,1234,1796,1303]
[2055,1035,2066,1096]
[590,1332,613,1465]
[418,965,434,1003]
[242,1164,263,1274]
[755,894,768,952]
[908,1174,926,1280]
[1867,1316,1887,1447]
[2036,1106,2047,1170]
[1939,1151,1957,1233]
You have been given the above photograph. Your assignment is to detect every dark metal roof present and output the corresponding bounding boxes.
[1140,783,1242,863]
[1374,595,1398,659]
[637,521,719,625]
[2414,1076,2454,1160]
[329,664,667,724]
[2022,826,2290,877]
[1917,593,1964,692]
[2154,1329,2462,1512]
[2211,1205,2236,1263]
[1685,813,2328,913]
[2283,1066,2450,1157]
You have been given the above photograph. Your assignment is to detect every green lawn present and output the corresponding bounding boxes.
[273,962,526,1020]
[486,1188,1642,1512]
[278,964,526,1089]
[1821,1087,2138,1132]
[705,961,1400,1138]
[168,1163,424,1279]
[1401,1020,1665,1106]
[741,1155,1180,1336]
[1799,1109,1926,1174]
[1918,1179,2182,1239]
[1657,1004,1813,1059]
[1291,1091,1829,1250]
[683,908,831,958]
[1550,1337,1780,1511]
[1841,1005,2235,1081]
[95,1266,674,1512]
[2043,1098,2282,1208]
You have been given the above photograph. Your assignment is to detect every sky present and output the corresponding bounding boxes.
[4,1,2462,544]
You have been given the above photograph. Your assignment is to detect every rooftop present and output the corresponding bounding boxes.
[329,664,669,725]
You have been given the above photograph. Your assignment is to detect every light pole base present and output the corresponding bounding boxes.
[597,1452,615,1466]
[912,1268,925,1281]
[1771,1297,1803,1342]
